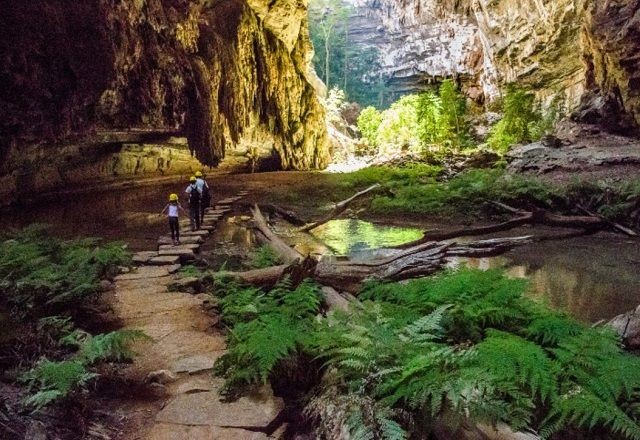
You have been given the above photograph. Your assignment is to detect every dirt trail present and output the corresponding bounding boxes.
[110,194,285,440]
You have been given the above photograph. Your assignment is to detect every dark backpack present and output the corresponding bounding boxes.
[201,183,211,203]
[189,185,200,205]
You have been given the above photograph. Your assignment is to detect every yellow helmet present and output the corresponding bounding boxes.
[195,171,203,177]
[189,176,196,182]
[169,193,178,201]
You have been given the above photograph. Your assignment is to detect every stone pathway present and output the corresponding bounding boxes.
[112,192,285,440]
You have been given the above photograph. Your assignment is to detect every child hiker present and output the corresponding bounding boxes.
[161,193,186,245]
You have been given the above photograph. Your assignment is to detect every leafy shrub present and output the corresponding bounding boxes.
[357,106,383,147]
[486,85,564,152]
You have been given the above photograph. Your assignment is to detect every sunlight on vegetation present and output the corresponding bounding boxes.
[213,270,640,439]
[357,80,473,155]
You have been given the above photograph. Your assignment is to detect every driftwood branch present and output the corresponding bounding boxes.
[299,184,381,232]
[397,202,624,250]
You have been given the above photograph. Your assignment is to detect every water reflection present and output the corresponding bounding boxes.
[448,237,640,323]
[310,219,424,255]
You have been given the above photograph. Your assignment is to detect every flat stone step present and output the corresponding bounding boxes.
[132,251,158,265]
[159,243,200,252]
[181,230,210,237]
[199,225,216,231]
[158,248,195,261]
[155,385,283,429]
[115,266,174,281]
[148,255,181,266]
[158,236,203,246]
[217,197,243,204]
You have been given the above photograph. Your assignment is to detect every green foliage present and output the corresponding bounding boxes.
[375,95,421,154]
[79,330,147,364]
[179,265,202,278]
[22,360,95,409]
[486,85,564,152]
[0,225,130,318]
[248,245,282,269]
[356,81,471,154]
[357,106,383,147]
[369,168,559,218]
[216,269,640,439]
[415,80,471,150]
[213,278,323,392]
[21,330,147,408]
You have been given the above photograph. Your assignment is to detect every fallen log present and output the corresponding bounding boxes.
[242,206,538,293]
[577,204,638,237]
[251,204,303,264]
[299,184,381,232]
[396,203,612,249]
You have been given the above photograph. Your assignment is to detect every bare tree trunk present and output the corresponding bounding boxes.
[299,184,380,232]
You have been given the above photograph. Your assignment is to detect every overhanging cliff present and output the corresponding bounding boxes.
[0,0,329,174]
[350,0,640,131]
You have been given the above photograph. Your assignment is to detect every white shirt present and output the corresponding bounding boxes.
[196,178,209,193]
[168,204,179,217]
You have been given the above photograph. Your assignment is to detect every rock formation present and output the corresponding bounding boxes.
[349,0,640,130]
[0,0,329,204]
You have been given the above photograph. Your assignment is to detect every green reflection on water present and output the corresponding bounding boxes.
[312,219,424,255]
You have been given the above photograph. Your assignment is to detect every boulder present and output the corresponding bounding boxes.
[608,306,640,348]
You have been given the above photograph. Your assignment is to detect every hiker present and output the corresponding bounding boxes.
[160,193,186,245]
[185,176,202,231]
[195,171,211,224]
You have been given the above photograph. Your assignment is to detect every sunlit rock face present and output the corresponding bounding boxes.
[0,0,329,186]
[350,0,500,103]
[350,0,640,130]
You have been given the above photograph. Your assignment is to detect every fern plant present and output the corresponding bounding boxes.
[248,245,282,269]
[214,269,640,440]
[213,278,323,392]
[20,330,147,408]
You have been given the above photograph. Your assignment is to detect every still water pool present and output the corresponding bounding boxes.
[305,219,640,323]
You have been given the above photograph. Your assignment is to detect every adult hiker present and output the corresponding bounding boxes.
[195,171,211,224]
[160,193,186,245]
[184,176,202,231]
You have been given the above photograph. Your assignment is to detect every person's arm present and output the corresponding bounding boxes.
[160,204,168,215]
[185,185,191,194]
[178,203,187,214]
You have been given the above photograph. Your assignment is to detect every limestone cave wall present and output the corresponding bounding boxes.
[351,0,640,130]
[0,0,329,186]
